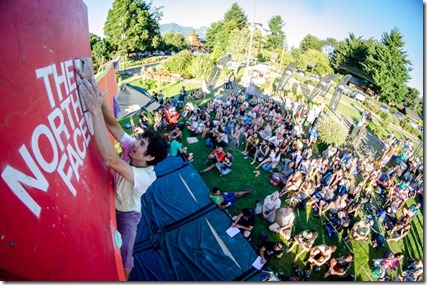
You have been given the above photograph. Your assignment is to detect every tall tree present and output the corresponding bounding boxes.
[205,21,224,51]
[300,34,323,52]
[162,31,187,52]
[223,3,248,30]
[89,33,102,49]
[104,0,161,54]
[403,86,421,111]
[265,15,285,50]
[362,28,411,103]
[299,49,333,76]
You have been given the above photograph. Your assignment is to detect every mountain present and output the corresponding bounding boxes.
[160,23,207,40]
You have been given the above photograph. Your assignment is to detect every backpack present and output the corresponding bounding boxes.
[261,162,273,172]
[269,174,282,186]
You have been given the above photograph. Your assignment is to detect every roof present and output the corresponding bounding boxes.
[404,107,423,122]
[339,63,374,84]
[115,84,160,118]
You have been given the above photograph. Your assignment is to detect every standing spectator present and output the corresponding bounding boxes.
[177,86,187,107]
[158,90,164,105]
[255,191,281,223]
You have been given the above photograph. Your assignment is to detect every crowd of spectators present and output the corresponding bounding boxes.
[144,80,423,281]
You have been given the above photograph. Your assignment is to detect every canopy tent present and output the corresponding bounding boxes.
[129,156,260,281]
[115,84,160,119]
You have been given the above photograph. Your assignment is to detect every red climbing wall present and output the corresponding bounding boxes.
[0,0,123,281]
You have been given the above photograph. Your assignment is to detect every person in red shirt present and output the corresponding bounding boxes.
[199,147,225,174]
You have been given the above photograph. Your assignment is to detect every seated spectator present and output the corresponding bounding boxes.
[153,109,165,131]
[258,240,285,265]
[268,207,295,240]
[267,132,284,148]
[251,139,270,165]
[306,244,337,268]
[271,159,295,185]
[386,223,411,242]
[343,219,372,243]
[243,133,259,156]
[286,229,319,262]
[398,258,423,281]
[256,146,281,171]
[164,124,182,141]
[285,179,315,209]
[324,253,355,278]
[259,123,272,140]
[231,208,256,238]
[169,137,185,157]
[215,149,234,177]
[279,170,303,197]
[209,187,252,210]
[381,252,404,273]
[255,191,281,223]
[199,147,225,174]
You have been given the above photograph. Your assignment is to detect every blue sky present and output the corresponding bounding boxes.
[83,0,424,95]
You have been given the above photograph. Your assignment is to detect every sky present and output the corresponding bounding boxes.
[83,0,424,95]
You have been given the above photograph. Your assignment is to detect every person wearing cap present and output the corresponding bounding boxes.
[231,208,256,238]
[255,191,282,223]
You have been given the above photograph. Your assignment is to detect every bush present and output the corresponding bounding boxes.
[379,110,390,120]
[389,107,397,114]
[317,115,348,146]
[363,99,380,113]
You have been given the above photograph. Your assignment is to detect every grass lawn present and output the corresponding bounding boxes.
[118,75,423,281]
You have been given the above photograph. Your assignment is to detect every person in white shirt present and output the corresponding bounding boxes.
[255,191,282,223]
[76,58,168,279]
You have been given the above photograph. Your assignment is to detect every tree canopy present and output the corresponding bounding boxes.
[104,0,161,53]
[362,28,411,103]
[265,15,286,51]
[223,3,248,30]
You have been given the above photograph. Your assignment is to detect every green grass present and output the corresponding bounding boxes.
[117,75,422,281]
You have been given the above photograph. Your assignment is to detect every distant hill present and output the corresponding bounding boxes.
[160,23,207,40]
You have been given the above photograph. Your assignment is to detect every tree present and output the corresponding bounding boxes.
[163,32,187,52]
[223,3,248,30]
[92,39,114,72]
[205,21,224,51]
[299,49,333,76]
[90,33,102,49]
[403,86,421,111]
[104,0,161,54]
[265,15,286,50]
[300,34,323,52]
[226,28,250,64]
[330,33,374,72]
[362,28,411,103]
